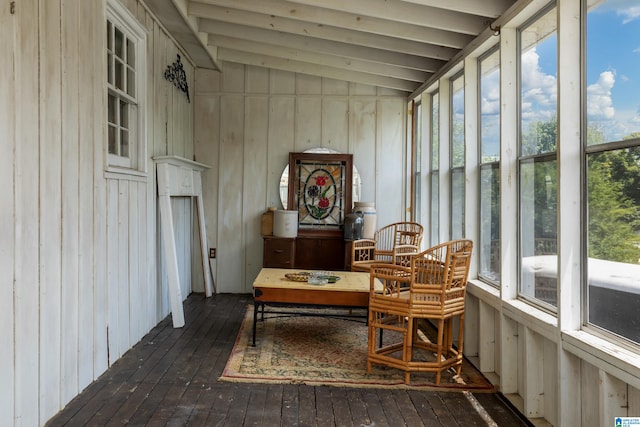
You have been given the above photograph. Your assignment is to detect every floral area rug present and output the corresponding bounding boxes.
[219,305,495,391]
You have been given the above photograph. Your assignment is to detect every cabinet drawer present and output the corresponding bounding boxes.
[263,237,295,268]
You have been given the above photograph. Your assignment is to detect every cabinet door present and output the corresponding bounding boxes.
[263,237,295,268]
[295,236,345,270]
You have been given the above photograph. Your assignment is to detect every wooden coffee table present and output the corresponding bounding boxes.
[252,268,379,346]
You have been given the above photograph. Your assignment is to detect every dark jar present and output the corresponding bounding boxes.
[343,212,364,241]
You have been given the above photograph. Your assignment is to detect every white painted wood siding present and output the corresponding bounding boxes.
[1,1,197,425]
[195,64,408,294]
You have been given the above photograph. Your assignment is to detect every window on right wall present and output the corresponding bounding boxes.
[450,72,465,240]
[585,0,640,344]
[478,47,501,285]
[429,90,440,247]
[518,5,558,308]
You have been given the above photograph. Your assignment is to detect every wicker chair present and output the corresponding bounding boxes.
[351,221,424,272]
[367,239,473,384]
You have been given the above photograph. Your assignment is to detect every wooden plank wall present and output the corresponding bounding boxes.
[194,64,408,294]
[0,0,16,423]
[1,1,197,425]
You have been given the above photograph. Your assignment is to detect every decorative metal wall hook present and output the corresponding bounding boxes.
[164,54,190,103]
[489,22,501,36]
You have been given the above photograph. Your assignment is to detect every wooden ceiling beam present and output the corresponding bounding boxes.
[199,19,438,71]
[208,35,429,82]
[398,0,515,19]
[189,2,457,60]
[286,0,488,35]
[191,0,474,48]
[216,48,422,92]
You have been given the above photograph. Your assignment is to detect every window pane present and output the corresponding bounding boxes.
[586,0,640,145]
[451,168,464,239]
[108,125,117,155]
[108,94,116,124]
[120,100,128,129]
[115,59,124,91]
[479,49,501,285]
[107,21,112,51]
[127,38,135,67]
[107,52,113,85]
[414,102,422,222]
[480,164,500,282]
[430,172,439,246]
[127,67,135,97]
[520,7,557,156]
[480,49,500,162]
[587,147,640,343]
[431,92,439,169]
[520,158,557,306]
[120,129,129,158]
[519,7,558,308]
[451,75,464,168]
[114,27,124,59]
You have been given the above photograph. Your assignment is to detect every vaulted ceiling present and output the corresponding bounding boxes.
[146,0,525,95]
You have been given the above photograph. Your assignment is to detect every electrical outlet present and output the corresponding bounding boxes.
[209,248,216,259]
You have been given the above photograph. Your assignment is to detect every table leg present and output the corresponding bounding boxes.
[252,301,259,346]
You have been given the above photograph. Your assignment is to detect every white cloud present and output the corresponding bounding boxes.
[597,0,640,23]
[520,48,557,125]
[587,70,616,120]
[480,70,500,116]
[619,5,640,23]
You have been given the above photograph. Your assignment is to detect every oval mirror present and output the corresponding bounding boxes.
[279,148,361,209]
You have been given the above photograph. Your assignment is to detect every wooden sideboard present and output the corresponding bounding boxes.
[263,232,345,271]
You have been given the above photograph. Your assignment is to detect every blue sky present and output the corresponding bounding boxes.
[586,0,640,141]
[480,0,640,154]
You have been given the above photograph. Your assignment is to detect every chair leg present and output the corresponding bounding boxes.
[456,314,465,376]
[435,318,446,385]
[401,317,414,384]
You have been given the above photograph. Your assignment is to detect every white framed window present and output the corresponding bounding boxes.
[429,90,440,246]
[585,0,640,345]
[518,5,558,309]
[106,0,146,172]
[450,72,465,240]
[478,47,501,285]
[411,99,423,223]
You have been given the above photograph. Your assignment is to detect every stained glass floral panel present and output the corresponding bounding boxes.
[287,152,353,231]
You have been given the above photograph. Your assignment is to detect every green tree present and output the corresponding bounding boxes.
[522,115,557,156]
[588,149,640,263]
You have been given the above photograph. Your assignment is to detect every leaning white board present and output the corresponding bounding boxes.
[154,155,213,328]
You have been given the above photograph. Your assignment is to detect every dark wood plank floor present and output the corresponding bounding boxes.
[46,293,532,427]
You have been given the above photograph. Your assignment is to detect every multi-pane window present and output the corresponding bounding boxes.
[478,48,501,284]
[413,100,422,223]
[107,1,145,170]
[429,91,440,246]
[585,0,640,343]
[451,73,465,240]
[518,6,558,308]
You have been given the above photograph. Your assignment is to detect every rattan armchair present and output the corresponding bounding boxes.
[367,239,473,384]
[351,221,424,272]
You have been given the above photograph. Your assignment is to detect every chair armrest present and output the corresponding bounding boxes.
[352,238,376,248]
[369,263,413,294]
[352,239,377,264]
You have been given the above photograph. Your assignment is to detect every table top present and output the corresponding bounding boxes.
[253,268,380,292]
